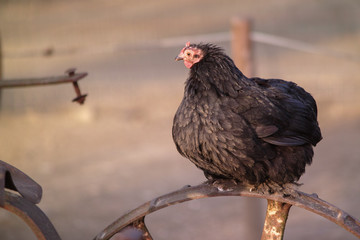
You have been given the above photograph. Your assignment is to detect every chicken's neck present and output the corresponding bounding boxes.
[186,55,252,99]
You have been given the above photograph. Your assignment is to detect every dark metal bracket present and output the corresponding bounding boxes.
[0,160,42,207]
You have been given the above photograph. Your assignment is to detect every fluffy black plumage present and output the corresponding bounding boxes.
[172,43,322,187]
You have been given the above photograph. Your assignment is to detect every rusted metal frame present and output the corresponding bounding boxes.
[0,160,60,239]
[94,182,360,240]
[0,68,88,104]
[4,191,61,240]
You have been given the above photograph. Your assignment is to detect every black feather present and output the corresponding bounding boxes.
[172,43,322,185]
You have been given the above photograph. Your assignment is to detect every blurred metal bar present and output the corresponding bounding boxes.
[160,31,360,62]
[3,31,359,62]
[0,69,88,105]
[0,71,87,88]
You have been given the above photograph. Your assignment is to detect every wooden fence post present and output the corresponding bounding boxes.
[231,18,253,77]
[231,18,263,240]
[0,32,3,110]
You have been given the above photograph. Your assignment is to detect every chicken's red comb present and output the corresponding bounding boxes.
[180,41,191,53]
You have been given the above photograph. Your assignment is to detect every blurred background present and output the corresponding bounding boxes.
[0,0,359,239]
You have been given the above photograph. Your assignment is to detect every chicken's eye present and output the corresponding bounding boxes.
[187,52,191,56]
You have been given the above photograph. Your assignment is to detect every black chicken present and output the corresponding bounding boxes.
[172,42,322,190]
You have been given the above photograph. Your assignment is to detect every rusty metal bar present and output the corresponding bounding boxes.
[94,182,360,240]
[261,200,292,240]
[0,70,87,88]
[0,68,88,104]
[71,81,87,105]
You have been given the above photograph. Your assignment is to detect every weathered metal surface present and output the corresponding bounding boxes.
[94,181,360,240]
[0,160,42,207]
[261,199,291,240]
[0,160,60,239]
[4,191,61,240]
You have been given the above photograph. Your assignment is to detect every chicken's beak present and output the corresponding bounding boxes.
[175,53,184,61]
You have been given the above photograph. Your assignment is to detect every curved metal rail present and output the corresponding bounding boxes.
[94,182,360,240]
[1,160,359,240]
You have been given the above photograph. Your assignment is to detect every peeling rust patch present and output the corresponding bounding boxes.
[261,199,292,240]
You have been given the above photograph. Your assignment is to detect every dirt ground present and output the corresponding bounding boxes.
[0,1,359,240]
